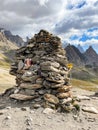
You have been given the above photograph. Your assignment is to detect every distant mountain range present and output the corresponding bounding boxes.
[0,27,98,67]
[0,28,24,47]
[65,44,98,66]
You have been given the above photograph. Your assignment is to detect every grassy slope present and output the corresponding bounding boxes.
[0,67,15,93]
[0,53,15,93]
[71,78,98,91]
[70,66,98,91]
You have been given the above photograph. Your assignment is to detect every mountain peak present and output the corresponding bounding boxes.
[65,44,86,65]
[85,45,97,55]
[84,45,98,65]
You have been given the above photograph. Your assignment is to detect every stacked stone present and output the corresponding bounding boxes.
[9,30,77,112]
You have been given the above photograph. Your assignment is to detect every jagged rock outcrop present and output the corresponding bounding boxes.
[8,30,79,112]
[65,44,86,66]
[84,46,98,66]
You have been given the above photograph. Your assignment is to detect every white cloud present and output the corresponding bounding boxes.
[37,0,49,6]
[0,0,98,50]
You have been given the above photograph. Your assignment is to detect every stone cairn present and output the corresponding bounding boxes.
[9,30,78,112]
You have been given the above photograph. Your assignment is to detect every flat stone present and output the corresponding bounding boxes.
[40,61,60,68]
[43,80,51,88]
[21,107,29,111]
[46,77,65,83]
[16,46,26,53]
[23,71,33,77]
[57,85,72,93]
[10,94,34,101]
[77,95,90,100]
[25,89,35,95]
[56,57,67,66]
[18,60,24,70]
[41,65,60,73]
[38,90,46,95]
[20,83,42,89]
[44,94,59,104]
[33,104,41,109]
[61,97,72,104]
[82,106,98,114]
[57,91,71,99]
[43,108,56,114]
[50,83,64,88]
[36,78,43,84]
[21,75,39,82]
[44,102,56,109]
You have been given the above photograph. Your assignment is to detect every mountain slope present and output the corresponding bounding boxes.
[65,44,86,65]
[65,45,98,80]
[77,44,84,53]
[84,46,98,66]
[0,32,18,52]
[0,28,24,47]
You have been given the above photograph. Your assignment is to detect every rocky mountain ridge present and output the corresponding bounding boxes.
[0,28,24,47]
[84,46,98,66]
[0,32,18,52]
[65,44,98,66]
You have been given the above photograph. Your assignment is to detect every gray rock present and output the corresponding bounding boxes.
[44,93,59,104]
[95,92,98,97]
[82,106,98,114]
[21,107,29,111]
[43,108,56,114]
[77,95,90,100]
[33,104,41,109]
[38,90,46,95]
[40,61,60,68]
[18,60,24,70]
[10,94,34,101]
[5,116,11,120]
[20,83,42,89]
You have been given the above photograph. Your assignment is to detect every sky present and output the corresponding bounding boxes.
[0,0,98,52]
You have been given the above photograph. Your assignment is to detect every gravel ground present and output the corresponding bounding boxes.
[0,88,98,130]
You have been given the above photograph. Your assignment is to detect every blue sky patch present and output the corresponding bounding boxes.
[79,34,98,42]
[87,27,98,32]
[70,33,98,42]
[67,1,86,10]
[70,35,79,40]
[79,34,90,42]
[76,1,86,9]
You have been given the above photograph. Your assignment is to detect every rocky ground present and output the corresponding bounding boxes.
[0,87,98,130]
